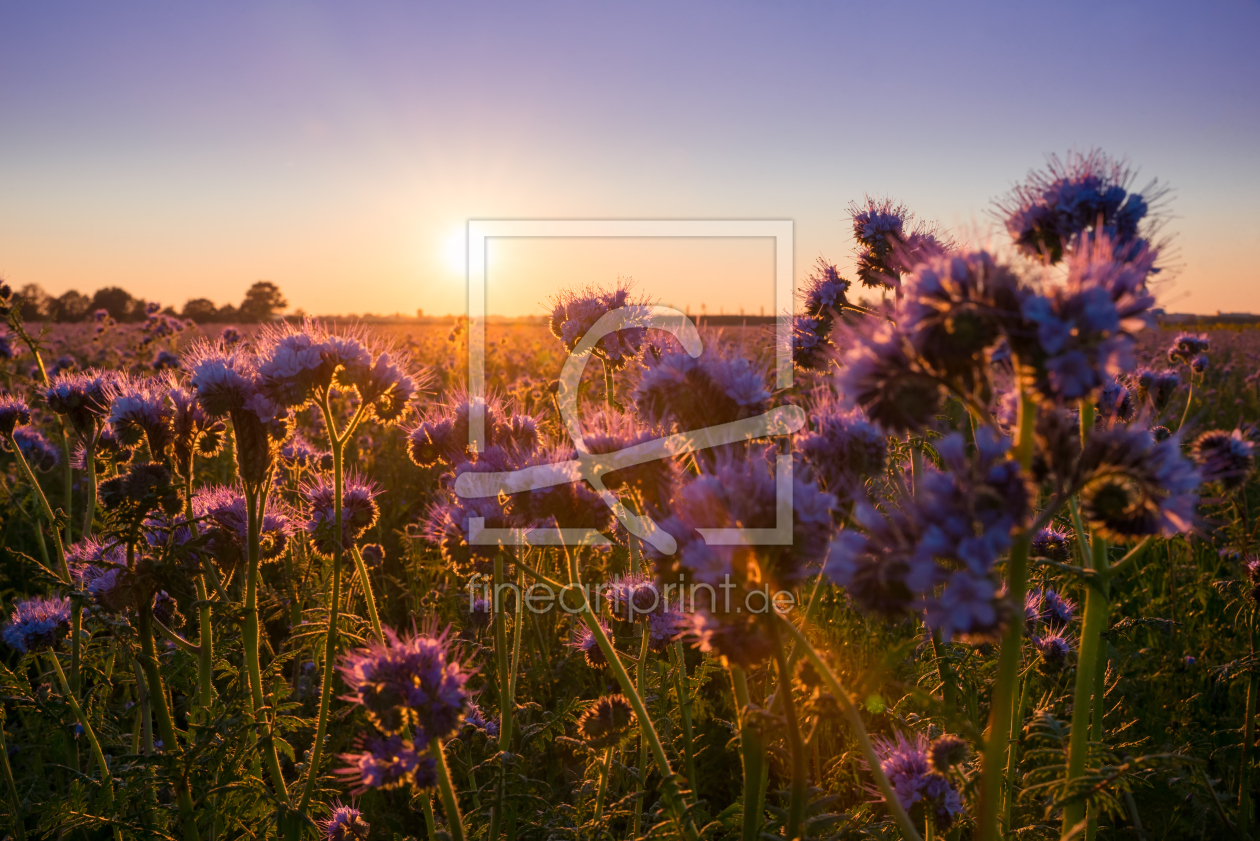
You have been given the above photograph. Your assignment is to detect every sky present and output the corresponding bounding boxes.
[1,1,1257,317]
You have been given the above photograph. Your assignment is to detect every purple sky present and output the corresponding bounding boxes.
[1,1,1257,316]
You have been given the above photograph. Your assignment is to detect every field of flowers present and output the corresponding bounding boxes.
[3,150,1260,841]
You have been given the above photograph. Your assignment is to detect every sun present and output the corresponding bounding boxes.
[443,227,467,275]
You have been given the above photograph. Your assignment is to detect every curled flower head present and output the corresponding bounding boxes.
[168,384,225,477]
[463,698,500,738]
[1033,630,1072,675]
[406,392,533,468]
[1030,526,1073,563]
[319,803,370,841]
[1133,368,1180,412]
[1098,379,1135,422]
[631,345,771,432]
[98,461,182,524]
[999,149,1159,265]
[548,279,650,370]
[44,370,113,437]
[836,322,942,433]
[419,495,510,575]
[0,327,21,361]
[187,343,255,417]
[5,427,61,472]
[1168,333,1209,366]
[801,258,851,320]
[872,732,965,832]
[0,394,31,436]
[1193,429,1254,490]
[576,694,637,750]
[791,315,833,372]
[280,432,324,468]
[69,537,132,614]
[603,573,662,622]
[568,620,612,670]
[302,471,382,557]
[193,485,294,570]
[1076,425,1199,542]
[336,731,435,794]
[255,324,327,409]
[339,626,472,741]
[795,398,887,497]
[929,734,969,774]
[152,349,180,371]
[106,375,174,457]
[3,596,72,654]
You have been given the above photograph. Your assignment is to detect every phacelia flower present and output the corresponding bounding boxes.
[568,620,612,669]
[1168,333,1209,366]
[464,699,500,738]
[106,375,174,457]
[835,321,942,433]
[1133,368,1180,412]
[98,461,182,524]
[319,803,370,841]
[3,596,72,654]
[1030,526,1073,562]
[193,485,295,569]
[549,280,650,371]
[6,427,61,471]
[576,694,637,750]
[1193,429,1254,490]
[929,734,968,773]
[872,732,965,832]
[339,626,472,741]
[0,395,31,436]
[631,345,771,433]
[302,472,382,557]
[999,149,1158,265]
[1075,425,1200,542]
[44,370,113,437]
[1033,630,1072,675]
[336,732,436,794]
[795,398,888,496]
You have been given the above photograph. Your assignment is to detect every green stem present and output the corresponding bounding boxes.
[731,666,766,841]
[930,630,958,712]
[47,654,119,840]
[1241,614,1257,837]
[4,431,70,582]
[351,546,384,644]
[1178,377,1194,432]
[184,468,216,709]
[136,606,199,841]
[489,553,511,841]
[1003,670,1033,833]
[671,642,698,792]
[298,398,350,817]
[0,716,24,841]
[773,624,808,841]
[242,487,290,800]
[421,792,437,840]
[777,616,923,841]
[82,439,97,538]
[1085,618,1110,841]
[633,624,649,840]
[564,545,698,841]
[133,658,154,755]
[976,391,1037,841]
[1061,534,1110,834]
[431,737,466,841]
[594,745,614,819]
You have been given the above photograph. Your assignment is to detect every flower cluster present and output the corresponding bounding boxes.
[3,596,72,654]
[576,694,637,750]
[872,732,964,831]
[1000,149,1158,265]
[0,394,31,436]
[826,429,1028,641]
[1192,429,1254,490]
[302,472,382,557]
[794,398,888,497]
[1168,333,1209,369]
[632,345,771,433]
[548,280,649,370]
[792,259,852,371]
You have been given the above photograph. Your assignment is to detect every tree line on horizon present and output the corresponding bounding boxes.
[9,280,288,324]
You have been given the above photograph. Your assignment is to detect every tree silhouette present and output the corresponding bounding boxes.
[238,281,287,322]
[89,286,140,322]
[181,298,220,324]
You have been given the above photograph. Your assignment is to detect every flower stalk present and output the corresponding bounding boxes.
[431,736,467,841]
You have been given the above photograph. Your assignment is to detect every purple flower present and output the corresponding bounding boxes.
[1076,425,1200,541]
[795,398,887,496]
[68,537,132,614]
[151,349,180,371]
[6,427,61,471]
[1098,379,1135,422]
[923,570,1002,643]
[1133,367,1179,411]
[106,375,174,457]
[302,472,382,557]
[336,731,435,794]
[193,485,295,569]
[1033,630,1072,674]
[999,149,1157,264]
[280,433,324,469]
[0,328,21,360]
[319,803,370,841]
[168,384,225,476]
[929,735,968,773]
[44,370,113,437]
[871,732,965,831]
[339,625,472,740]
[3,596,72,654]
[576,694,637,749]
[801,258,852,320]
[464,698,499,737]
[835,322,942,433]
[548,279,649,370]
[791,314,833,372]
[0,395,31,436]
[1030,526,1073,563]
[187,343,256,417]
[1168,333,1209,365]
[1193,429,1254,490]
[631,345,770,432]
[568,620,612,669]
